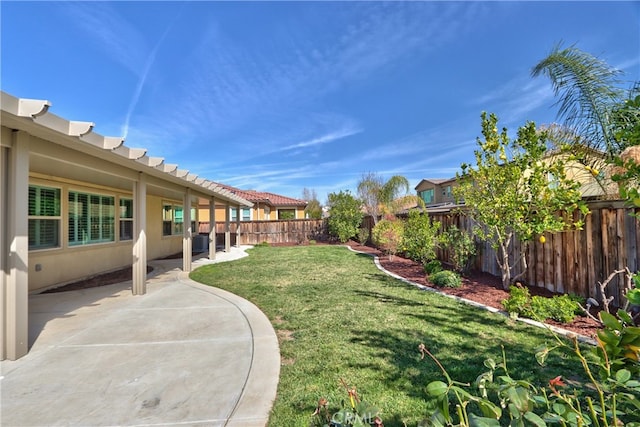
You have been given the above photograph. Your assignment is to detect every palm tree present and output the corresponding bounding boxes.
[357,173,416,224]
[532,43,625,158]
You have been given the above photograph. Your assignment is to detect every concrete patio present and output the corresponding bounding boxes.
[1,246,280,426]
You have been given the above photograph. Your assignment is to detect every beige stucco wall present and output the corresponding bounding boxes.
[146,195,183,261]
[27,176,186,292]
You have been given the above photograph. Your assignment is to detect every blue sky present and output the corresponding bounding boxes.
[2,1,639,203]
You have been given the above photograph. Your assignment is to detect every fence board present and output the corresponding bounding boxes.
[199,219,328,246]
[428,200,638,301]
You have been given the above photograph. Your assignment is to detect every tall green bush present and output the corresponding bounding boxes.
[402,209,440,264]
[327,190,363,243]
[440,225,476,273]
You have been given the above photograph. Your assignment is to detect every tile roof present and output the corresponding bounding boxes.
[215,184,307,207]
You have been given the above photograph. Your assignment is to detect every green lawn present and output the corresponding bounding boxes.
[190,245,581,427]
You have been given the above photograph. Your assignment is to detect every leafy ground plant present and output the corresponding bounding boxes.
[419,310,640,427]
[429,271,462,288]
[190,246,586,426]
[502,284,582,324]
[424,260,443,275]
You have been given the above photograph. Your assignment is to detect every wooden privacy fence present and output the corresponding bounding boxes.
[429,200,640,305]
[198,219,328,246]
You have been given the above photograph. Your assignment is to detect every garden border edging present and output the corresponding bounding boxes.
[346,246,597,346]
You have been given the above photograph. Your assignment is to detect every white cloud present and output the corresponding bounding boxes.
[62,3,148,75]
[471,74,555,126]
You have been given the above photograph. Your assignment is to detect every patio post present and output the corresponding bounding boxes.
[208,196,216,260]
[132,172,147,295]
[4,130,29,360]
[225,201,231,252]
[183,188,192,272]
[236,203,241,247]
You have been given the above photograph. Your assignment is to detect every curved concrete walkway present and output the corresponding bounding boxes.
[1,246,280,427]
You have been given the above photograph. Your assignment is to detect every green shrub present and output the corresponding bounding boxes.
[429,270,462,288]
[530,296,551,322]
[371,218,404,257]
[544,294,580,323]
[357,227,370,245]
[424,260,443,275]
[327,190,363,243]
[255,241,271,247]
[501,285,532,318]
[502,285,580,323]
[439,225,476,273]
[402,209,440,264]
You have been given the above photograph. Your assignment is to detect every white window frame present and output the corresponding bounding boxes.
[28,184,61,251]
[119,198,134,241]
[68,190,115,246]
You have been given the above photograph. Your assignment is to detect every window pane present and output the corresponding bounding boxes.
[163,204,173,221]
[174,206,183,235]
[29,219,59,250]
[29,185,60,216]
[278,209,295,220]
[102,196,115,242]
[242,208,251,221]
[174,206,183,223]
[120,220,133,241]
[120,199,133,219]
[69,191,114,245]
[69,192,89,245]
[90,195,100,240]
[421,189,434,203]
[163,221,172,236]
[29,185,61,250]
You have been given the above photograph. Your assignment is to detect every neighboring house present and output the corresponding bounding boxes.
[414,148,618,214]
[415,177,459,207]
[198,185,308,223]
[1,91,252,360]
[544,148,618,199]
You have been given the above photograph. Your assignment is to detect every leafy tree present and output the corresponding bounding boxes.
[357,172,416,224]
[327,190,363,243]
[357,172,384,223]
[454,112,588,289]
[401,209,440,264]
[302,188,323,219]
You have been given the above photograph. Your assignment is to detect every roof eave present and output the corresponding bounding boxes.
[1,91,253,207]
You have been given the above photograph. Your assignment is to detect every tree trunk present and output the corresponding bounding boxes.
[501,248,511,290]
[499,236,512,290]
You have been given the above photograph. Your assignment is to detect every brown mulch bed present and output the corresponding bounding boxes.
[343,241,602,340]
